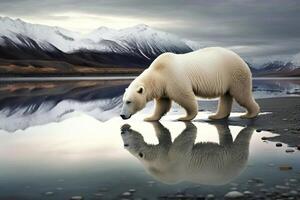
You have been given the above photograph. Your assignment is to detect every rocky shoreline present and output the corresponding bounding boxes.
[197,97,300,147]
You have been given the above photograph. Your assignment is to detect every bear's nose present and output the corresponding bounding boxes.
[120,114,131,120]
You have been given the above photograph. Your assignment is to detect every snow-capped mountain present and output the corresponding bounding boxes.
[251,60,300,76]
[0,16,195,62]
[0,16,82,52]
[260,61,296,72]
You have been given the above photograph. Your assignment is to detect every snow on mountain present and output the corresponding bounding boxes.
[0,17,195,57]
[0,16,83,52]
[182,39,203,50]
[292,52,300,67]
[259,60,299,72]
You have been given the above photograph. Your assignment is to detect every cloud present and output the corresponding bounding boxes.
[0,0,299,63]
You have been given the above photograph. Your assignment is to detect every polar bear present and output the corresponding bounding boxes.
[120,47,259,121]
[121,122,254,184]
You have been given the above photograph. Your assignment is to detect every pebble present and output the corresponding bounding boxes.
[252,178,264,183]
[289,190,298,196]
[196,195,205,200]
[224,191,244,199]
[230,183,238,187]
[279,165,293,171]
[275,185,290,190]
[122,192,131,197]
[282,192,290,197]
[276,143,283,147]
[265,191,274,197]
[289,179,297,183]
[260,189,268,193]
[247,179,254,183]
[286,149,295,153]
[297,145,300,150]
[175,194,184,198]
[70,196,84,200]
[129,189,136,193]
[45,192,54,196]
[268,163,275,167]
[206,194,215,199]
[99,187,108,192]
[282,118,288,121]
[255,183,265,187]
[256,129,262,132]
[56,187,63,191]
[243,191,253,196]
[94,193,103,197]
[284,128,289,131]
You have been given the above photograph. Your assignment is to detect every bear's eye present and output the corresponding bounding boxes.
[126,101,131,104]
[138,152,144,158]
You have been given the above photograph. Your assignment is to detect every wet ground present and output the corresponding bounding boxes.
[0,78,299,200]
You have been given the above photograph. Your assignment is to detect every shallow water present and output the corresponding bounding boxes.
[253,77,300,98]
[0,113,299,199]
[0,78,299,199]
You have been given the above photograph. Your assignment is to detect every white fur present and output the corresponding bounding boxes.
[121,47,260,121]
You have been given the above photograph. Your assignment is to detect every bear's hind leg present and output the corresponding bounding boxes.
[233,92,260,119]
[175,94,198,121]
[239,97,260,119]
[144,98,172,121]
[209,93,233,120]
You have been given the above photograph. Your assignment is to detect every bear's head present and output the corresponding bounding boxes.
[121,124,178,184]
[121,124,149,160]
[120,81,147,120]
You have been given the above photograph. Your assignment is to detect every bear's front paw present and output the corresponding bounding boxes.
[240,113,258,119]
[208,114,229,120]
[177,116,194,121]
[144,116,161,122]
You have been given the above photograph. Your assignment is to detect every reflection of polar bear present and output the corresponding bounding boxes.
[120,47,259,121]
[121,123,254,185]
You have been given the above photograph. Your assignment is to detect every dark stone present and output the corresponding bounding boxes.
[276,143,283,147]
[196,195,205,200]
[286,149,295,153]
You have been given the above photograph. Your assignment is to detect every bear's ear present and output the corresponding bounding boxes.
[137,86,145,94]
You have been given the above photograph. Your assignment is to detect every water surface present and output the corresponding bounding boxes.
[0,78,299,199]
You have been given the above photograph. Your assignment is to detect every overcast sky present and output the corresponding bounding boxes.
[0,0,300,64]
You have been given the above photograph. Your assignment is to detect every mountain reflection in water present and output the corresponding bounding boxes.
[0,80,130,131]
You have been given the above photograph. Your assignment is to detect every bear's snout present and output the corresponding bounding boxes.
[121,124,131,133]
[120,114,131,120]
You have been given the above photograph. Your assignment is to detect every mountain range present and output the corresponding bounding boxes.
[250,61,300,77]
[0,16,196,76]
[0,16,299,77]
